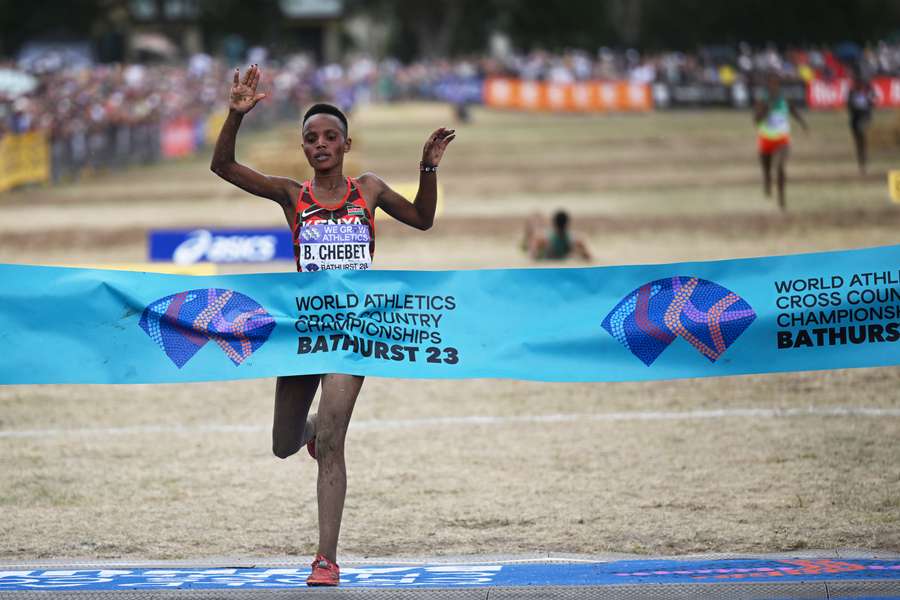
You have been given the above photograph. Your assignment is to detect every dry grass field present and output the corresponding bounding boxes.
[0,103,898,560]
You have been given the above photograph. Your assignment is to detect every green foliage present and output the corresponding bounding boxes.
[0,0,104,55]
[639,0,900,49]
[496,0,617,51]
[350,0,900,56]
[1,0,898,60]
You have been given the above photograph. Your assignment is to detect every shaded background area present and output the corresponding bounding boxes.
[0,0,899,61]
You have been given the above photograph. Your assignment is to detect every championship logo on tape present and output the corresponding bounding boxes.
[139,289,275,368]
[602,276,756,366]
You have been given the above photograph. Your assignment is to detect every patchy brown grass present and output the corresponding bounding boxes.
[0,103,899,560]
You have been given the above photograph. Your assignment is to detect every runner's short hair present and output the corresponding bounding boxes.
[303,103,348,136]
[553,210,569,230]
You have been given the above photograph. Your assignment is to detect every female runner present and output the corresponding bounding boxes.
[211,64,455,586]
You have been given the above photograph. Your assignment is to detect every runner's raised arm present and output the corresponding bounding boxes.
[364,127,455,230]
[210,65,299,208]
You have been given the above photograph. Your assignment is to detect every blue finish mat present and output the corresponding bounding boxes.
[2,558,898,590]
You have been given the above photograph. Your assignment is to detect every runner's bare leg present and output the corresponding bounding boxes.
[774,146,788,210]
[759,153,772,198]
[272,375,320,459]
[315,373,364,562]
[852,129,867,174]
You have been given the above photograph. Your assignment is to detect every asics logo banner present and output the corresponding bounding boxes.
[150,229,287,264]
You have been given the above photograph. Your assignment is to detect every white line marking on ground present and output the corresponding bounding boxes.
[1,406,898,439]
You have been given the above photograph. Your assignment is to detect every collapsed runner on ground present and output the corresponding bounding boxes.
[209,64,455,587]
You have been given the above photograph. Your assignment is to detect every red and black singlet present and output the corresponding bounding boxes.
[291,177,375,273]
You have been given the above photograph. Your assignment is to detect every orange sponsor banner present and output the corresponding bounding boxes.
[484,78,652,112]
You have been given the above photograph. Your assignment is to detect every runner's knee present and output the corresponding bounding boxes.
[272,435,301,459]
[314,425,345,461]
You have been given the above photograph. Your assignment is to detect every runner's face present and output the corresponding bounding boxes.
[301,114,350,171]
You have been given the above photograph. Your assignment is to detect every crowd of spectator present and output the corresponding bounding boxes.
[481,41,900,86]
[0,58,232,139]
[2,40,900,143]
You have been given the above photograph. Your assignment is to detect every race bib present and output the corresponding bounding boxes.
[297,222,371,272]
[766,112,789,135]
[850,91,870,111]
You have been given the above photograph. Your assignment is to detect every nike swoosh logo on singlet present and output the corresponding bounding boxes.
[301,205,328,218]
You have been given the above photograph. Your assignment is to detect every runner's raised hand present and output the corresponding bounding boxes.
[229,64,266,114]
[421,128,456,167]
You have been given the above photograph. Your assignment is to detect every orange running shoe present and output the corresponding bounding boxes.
[306,553,339,586]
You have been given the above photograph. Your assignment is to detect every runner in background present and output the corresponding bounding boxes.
[210,64,455,587]
[754,72,808,210]
[847,69,877,175]
[523,210,592,261]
